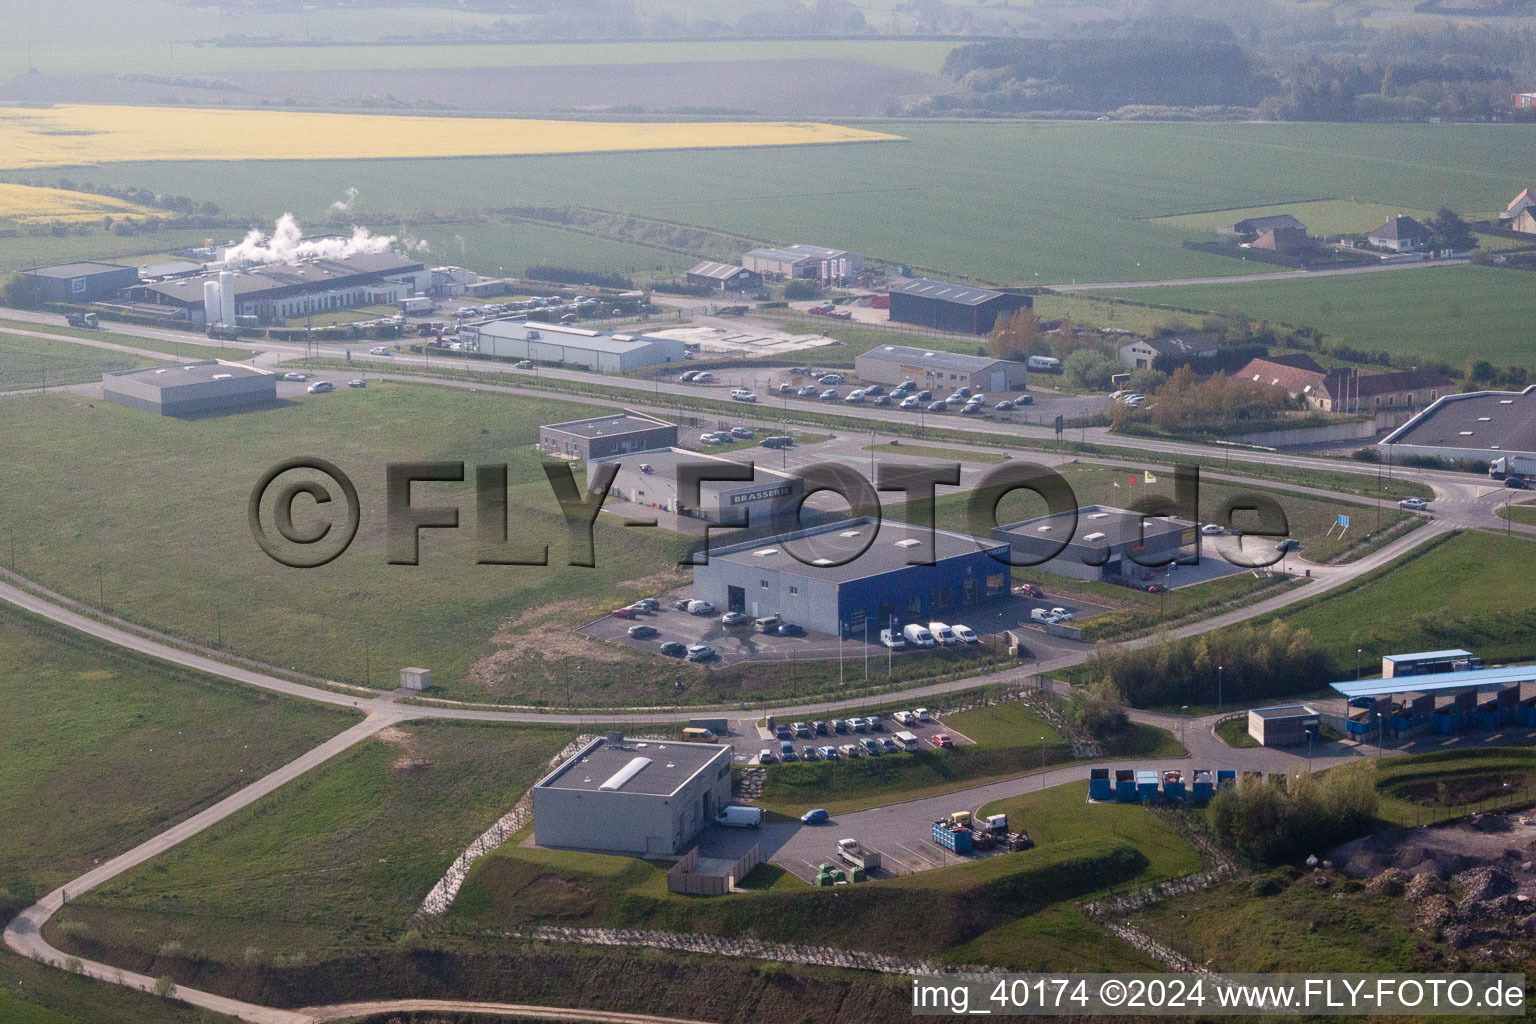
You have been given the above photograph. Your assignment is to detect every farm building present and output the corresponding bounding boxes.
[1250,226,1312,253]
[1509,209,1536,236]
[854,344,1028,394]
[692,516,1011,638]
[742,244,862,282]
[126,253,431,326]
[1512,94,1536,109]
[1118,334,1218,370]
[1247,704,1320,747]
[1499,188,1536,222]
[991,505,1190,583]
[1310,368,1452,415]
[684,261,762,292]
[1218,213,1306,237]
[21,261,141,303]
[537,412,678,461]
[101,360,276,416]
[532,733,732,856]
[1378,384,1536,464]
[465,320,685,372]
[1233,354,1326,400]
[588,446,802,526]
[1367,215,1428,252]
[886,278,1032,335]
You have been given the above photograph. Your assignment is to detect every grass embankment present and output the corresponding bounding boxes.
[1370,748,1536,827]
[0,600,355,1024]
[50,720,575,965]
[1215,717,1259,749]
[0,317,251,364]
[1496,501,1536,528]
[1249,529,1536,667]
[0,330,156,389]
[755,701,1183,818]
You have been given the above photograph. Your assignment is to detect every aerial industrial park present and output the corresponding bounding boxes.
[4,3,1536,1023]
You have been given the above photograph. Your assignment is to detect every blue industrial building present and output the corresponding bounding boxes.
[691,516,1011,638]
[1330,662,1536,736]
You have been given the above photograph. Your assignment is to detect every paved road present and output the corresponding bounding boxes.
[1049,257,1470,292]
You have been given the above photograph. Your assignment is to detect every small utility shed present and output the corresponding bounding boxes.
[1247,704,1320,747]
[532,733,732,856]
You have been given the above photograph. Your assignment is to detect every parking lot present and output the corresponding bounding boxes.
[744,709,974,763]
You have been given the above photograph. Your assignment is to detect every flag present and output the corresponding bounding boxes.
[1130,476,1139,485]
[1112,481,1120,488]
[1145,470,1158,484]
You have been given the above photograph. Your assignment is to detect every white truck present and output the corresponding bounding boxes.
[399,297,435,315]
[715,806,763,828]
[1490,454,1536,487]
[902,623,936,648]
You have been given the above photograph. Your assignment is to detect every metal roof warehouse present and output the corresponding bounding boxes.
[1330,663,1536,700]
[466,319,686,372]
[1380,385,1536,461]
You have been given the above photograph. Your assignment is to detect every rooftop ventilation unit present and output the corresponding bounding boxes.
[599,757,652,791]
[753,548,779,557]
[812,558,835,566]
[1082,531,1107,542]
[895,538,921,548]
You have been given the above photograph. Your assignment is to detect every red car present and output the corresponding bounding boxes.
[930,733,954,748]
[1146,583,1168,594]
[1015,582,1043,598]
[610,607,636,619]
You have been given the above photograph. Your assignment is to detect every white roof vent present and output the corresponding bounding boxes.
[1501,399,1515,404]
[1088,512,1110,519]
[1459,431,1474,436]
[839,530,862,538]
[895,538,922,548]
[1478,417,1492,422]
[1036,525,1053,532]
[753,548,779,557]
[812,558,835,566]
[1083,531,1107,542]
[599,756,652,791]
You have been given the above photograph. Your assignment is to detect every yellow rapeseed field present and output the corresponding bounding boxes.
[0,105,901,169]
[0,182,157,224]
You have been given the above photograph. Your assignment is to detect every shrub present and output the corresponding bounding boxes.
[1208,770,1377,866]
[782,279,822,300]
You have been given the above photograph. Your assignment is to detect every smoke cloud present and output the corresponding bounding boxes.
[330,186,359,212]
[223,214,396,265]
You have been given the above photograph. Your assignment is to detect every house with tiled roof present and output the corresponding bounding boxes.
[1500,188,1536,221]
[1310,368,1453,414]
[1367,215,1428,253]
[1234,355,1327,399]
[1118,334,1219,370]
[1251,226,1313,254]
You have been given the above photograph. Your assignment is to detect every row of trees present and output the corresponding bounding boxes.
[1111,365,1290,432]
[1080,620,1334,709]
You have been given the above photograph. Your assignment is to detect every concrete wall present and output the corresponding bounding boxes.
[1226,419,1377,449]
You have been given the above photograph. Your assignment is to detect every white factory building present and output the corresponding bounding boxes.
[532,733,732,856]
[464,320,686,372]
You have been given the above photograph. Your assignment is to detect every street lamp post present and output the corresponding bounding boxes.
[1039,735,1046,790]
[1356,647,1362,681]
[1217,665,1223,711]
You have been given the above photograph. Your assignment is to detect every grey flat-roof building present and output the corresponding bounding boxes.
[589,447,801,527]
[532,734,732,856]
[466,320,685,373]
[887,278,1032,335]
[855,344,1028,394]
[538,412,678,461]
[685,261,762,292]
[693,516,1011,637]
[742,244,863,282]
[992,505,1190,582]
[101,360,277,416]
[22,261,141,303]
[1379,385,1536,464]
[1247,704,1320,747]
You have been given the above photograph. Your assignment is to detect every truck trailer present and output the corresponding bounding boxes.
[1490,455,1536,486]
[835,838,881,880]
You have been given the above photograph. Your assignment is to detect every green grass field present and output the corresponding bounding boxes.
[1248,530,1536,667]
[51,720,575,964]
[1215,716,1259,749]
[1150,199,1432,237]
[0,602,356,895]
[0,330,154,389]
[1089,263,1536,367]
[1497,500,1536,527]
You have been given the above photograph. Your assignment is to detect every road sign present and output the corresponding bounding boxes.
[1336,514,1351,528]
[1054,414,1064,438]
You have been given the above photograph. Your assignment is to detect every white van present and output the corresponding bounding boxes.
[928,622,959,645]
[715,806,763,828]
[902,623,936,648]
[893,730,920,751]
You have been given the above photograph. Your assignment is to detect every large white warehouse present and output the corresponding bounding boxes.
[465,320,686,372]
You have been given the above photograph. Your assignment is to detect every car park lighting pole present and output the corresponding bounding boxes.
[1038,735,1046,789]
[1356,647,1362,681]
[1217,665,1223,712]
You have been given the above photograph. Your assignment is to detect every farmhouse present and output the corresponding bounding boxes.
[1379,384,1536,464]
[1499,187,1536,222]
[692,516,1010,638]
[1367,215,1428,252]
[127,253,431,326]
[537,412,678,461]
[991,505,1190,584]
[1233,354,1326,400]
[1219,213,1306,237]
[854,344,1028,393]
[464,319,685,372]
[742,244,862,283]
[684,261,763,292]
[21,261,141,303]
[101,360,276,417]
[1513,93,1536,109]
[587,446,802,527]
[1310,368,1452,414]
[886,278,1032,335]
[1118,334,1218,370]
[1509,209,1536,236]
[532,733,732,856]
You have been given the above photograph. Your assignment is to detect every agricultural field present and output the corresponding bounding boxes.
[1088,263,1536,368]
[1149,199,1433,237]
[16,121,1535,292]
[0,105,901,170]
[1245,530,1536,668]
[0,182,155,225]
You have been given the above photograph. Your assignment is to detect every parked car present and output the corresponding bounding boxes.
[730,426,754,439]
[1399,497,1428,510]
[793,721,812,737]
[685,643,715,662]
[798,385,819,397]
[758,749,777,764]
[800,747,820,762]
[829,719,846,733]
[914,390,932,401]
[611,607,637,619]
[914,708,931,722]
[861,738,883,756]
[867,716,885,731]
[660,641,687,658]
[721,611,752,627]
[900,396,923,409]
[1200,523,1224,535]
[671,598,692,611]
[801,808,830,824]
[871,394,892,406]
[893,710,915,726]
[307,381,335,394]
[775,622,805,637]
[848,717,868,733]
[952,624,979,644]
[774,724,792,740]
[902,623,936,647]
[838,743,862,758]
[1030,607,1060,624]
[995,399,1014,411]
[879,628,907,649]
[692,372,715,383]
[926,400,947,413]
[634,597,660,612]
[817,746,839,760]
[817,374,844,385]
[880,737,900,754]
[928,622,959,646]
[1015,582,1043,598]
[686,600,715,615]
[778,382,794,393]
[347,379,366,388]
[820,389,840,401]
[1049,607,1073,621]
[960,403,984,415]
[779,741,797,762]
[626,624,658,639]
[281,372,307,382]
[944,393,967,406]
[931,733,954,748]
[813,720,828,735]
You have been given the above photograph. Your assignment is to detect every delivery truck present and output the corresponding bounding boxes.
[714,806,762,828]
